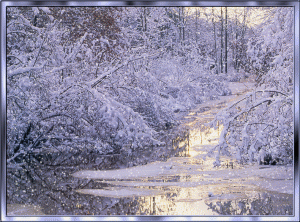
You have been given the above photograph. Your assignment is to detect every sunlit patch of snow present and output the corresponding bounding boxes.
[104,179,221,188]
[76,187,164,198]
[72,149,293,196]
[72,160,189,180]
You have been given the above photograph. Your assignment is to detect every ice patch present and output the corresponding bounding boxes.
[76,187,164,198]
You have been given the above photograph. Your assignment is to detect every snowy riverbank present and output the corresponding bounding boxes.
[7,80,293,216]
[71,80,293,215]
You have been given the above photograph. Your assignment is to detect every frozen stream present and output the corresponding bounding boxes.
[71,81,293,216]
[7,81,293,216]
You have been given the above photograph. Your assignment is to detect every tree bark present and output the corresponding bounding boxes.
[178,7,181,42]
[225,7,228,74]
[143,7,147,32]
[235,9,238,70]
[212,7,218,74]
[182,7,185,42]
[220,7,223,73]
[195,8,198,43]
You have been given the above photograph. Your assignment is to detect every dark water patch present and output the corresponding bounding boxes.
[6,133,190,215]
[206,191,293,215]
[7,162,294,216]
[7,165,142,215]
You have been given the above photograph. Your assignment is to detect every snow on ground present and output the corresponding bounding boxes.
[72,160,189,180]
[77,187,164,198]
[72,150,293,195]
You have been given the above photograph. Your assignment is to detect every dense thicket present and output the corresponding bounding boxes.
[210,7,293,165]
[7,7,232,170]
[7,7,293,171]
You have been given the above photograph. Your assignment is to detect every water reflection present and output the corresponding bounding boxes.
[8,125,293,216]
[8,161,293,216]
[137,191,293,215]
[70,172,293,216]
[7,82,293,216]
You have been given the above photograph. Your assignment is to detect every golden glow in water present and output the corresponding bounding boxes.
[188,125,223,157]
[68,82,292,216]
[134,186,218,215]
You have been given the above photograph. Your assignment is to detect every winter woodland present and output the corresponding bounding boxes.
[6,6,294,215]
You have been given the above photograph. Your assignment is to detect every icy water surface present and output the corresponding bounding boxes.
[69,81,293,216]
[70,141,293,215]
[8,82,293,216]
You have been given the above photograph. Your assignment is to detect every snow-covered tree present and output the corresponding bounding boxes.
[210,7,293,166]
[7,7,233,171]
[6,7,161,169]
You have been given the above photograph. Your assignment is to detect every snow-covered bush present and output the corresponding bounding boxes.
[210,7,294,166]
[6,7,162,169]
[6,7,242,171]
[150,56,231,106]
[211,89,293,166]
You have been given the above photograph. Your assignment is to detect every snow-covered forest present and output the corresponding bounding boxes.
[6,6,294,216]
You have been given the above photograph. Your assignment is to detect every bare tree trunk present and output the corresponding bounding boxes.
[142,7,148,48]
[234,9,238,70]
[220,7,223,73]
[178,7,181,42]
[143,7,147,32]
[195,8,198,43]
[225,7,228,74]
[238,7,247,71]
[212,7,218,74]
[182,7,185,42]
[242,7,247,63]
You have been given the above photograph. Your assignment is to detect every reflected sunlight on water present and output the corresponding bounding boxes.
[38,82,292,216]
[70,96,293,215]
[188,125,223,157]
[135,190,218,215]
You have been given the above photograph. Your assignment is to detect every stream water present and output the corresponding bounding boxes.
[7,81,294,216]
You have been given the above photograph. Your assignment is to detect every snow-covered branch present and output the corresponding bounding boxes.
[7,64,46,78]
[90,51,162,88]
[64,32,88,63]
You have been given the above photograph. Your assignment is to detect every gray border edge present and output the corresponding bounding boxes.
[1,1,7,221]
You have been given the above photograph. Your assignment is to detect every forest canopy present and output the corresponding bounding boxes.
[6,6,294,170]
